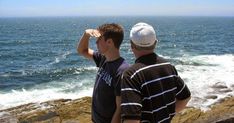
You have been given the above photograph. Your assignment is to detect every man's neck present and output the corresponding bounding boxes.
[135,50,154,59]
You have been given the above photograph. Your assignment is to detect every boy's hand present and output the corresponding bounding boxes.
[85,29,101,38]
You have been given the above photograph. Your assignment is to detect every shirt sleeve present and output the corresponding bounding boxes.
[121,70,142,120]
[173,67,191,100]
[93,51,104,67]
[114,74,121,96]
[114,61,129,96]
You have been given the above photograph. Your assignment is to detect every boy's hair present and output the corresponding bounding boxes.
[97,23,124,49]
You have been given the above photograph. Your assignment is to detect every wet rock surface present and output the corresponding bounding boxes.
[0,96,234,123]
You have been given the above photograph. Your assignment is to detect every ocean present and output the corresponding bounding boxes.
[0,16,234,110]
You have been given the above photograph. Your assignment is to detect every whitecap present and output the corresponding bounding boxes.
[0,79,93,110]
[49,51,72,65]
[174,54,234,110]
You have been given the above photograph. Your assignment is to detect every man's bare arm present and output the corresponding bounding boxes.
[175,96,191,113]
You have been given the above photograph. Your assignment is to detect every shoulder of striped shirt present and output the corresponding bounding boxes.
[130,62,171,79]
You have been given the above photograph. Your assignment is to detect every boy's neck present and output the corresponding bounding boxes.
[105,49,121,62]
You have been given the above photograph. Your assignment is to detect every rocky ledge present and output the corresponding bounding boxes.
[0,96,234,123]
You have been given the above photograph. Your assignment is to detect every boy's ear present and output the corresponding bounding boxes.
[106,38,113,45]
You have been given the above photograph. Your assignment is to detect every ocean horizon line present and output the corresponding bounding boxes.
[1,15,234,18]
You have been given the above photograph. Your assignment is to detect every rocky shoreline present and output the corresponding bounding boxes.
[0,96,234,123]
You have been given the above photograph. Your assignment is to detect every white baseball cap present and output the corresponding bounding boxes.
[130,22,157,47]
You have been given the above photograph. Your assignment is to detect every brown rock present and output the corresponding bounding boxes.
[205,95,218,99]
[62,119,80,123]
[212,82,228,89]
[1,96,234,123]
[172,108,204,123]
[0,97,92,123]
[0,112,18,123]
[172,97,234,123]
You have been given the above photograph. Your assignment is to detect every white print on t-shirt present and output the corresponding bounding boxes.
[97,67,112,86]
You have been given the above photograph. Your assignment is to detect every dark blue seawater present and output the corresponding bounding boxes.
[0,16,234,110]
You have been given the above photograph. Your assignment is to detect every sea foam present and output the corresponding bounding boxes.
[175,54,234,110]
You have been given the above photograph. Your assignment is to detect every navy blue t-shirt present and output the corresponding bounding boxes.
[92,52,129,123]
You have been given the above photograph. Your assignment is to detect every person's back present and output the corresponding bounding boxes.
[121,22,191,123]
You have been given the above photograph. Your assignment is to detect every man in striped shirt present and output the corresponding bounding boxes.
[121,22,191,123]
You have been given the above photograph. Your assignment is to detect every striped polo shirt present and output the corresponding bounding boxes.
[121,53,191,123]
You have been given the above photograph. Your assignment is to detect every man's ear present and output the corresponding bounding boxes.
[130,41,135,49]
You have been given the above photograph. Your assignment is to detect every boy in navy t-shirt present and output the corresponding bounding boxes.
[77,23,129,123]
